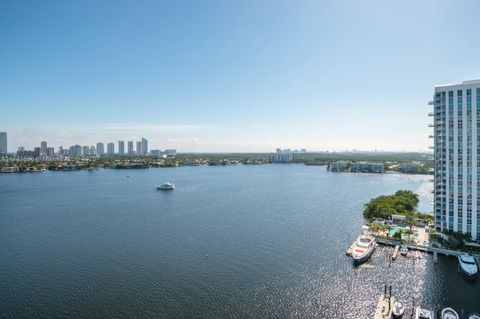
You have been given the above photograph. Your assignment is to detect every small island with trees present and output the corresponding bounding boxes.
[364,190,432,225]
[363,190,433,242]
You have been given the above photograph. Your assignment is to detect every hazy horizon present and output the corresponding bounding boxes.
[2,1,480,152]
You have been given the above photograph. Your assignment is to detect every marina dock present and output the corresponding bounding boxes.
[374,236,480,258]
[392,245,399,260]
[374,293,395,319]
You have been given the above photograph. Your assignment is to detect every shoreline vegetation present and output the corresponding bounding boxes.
[0,151,433,174]
[364,190,432,222]
[364,190,480,249]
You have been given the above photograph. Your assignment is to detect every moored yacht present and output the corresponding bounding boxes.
[156,182,175,190]
[458,254,478,278]
[351,233,376,263]
[415,305,434,319]
[441,308,459,319]
[469,313,480,319]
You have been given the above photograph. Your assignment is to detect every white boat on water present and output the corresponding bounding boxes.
[441,308,459,319]
[458,254,478,278]
[392,301,405,318]
[351,233,376,263]
[415,305,434,319]
[400,245,408,256]
[156,182,175,190]
[469,313,480,319]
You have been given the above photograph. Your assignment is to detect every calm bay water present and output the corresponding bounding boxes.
[1,164,479,318]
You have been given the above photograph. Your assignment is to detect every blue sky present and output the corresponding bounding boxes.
[1,0,479,152]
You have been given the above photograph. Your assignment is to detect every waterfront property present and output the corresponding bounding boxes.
[328,160,384,173]
[330,160,349,172]
[271,148,293,163]
[0,166,19,173]
[351,162,384,173]
[433,80,480,241]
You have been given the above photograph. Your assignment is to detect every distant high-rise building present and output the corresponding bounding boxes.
[141,137,148,155]
[118,141,125,156]
[0,132,7,154]
[83,146,90,156]
[107,143,115,155]
[271,149,293,163]
[17,149,35,157]
[136,141,142,155]
[127,141,134,155]
[433,79,480,240]
[90,145,96,155]
[71,144,82,156]
[34,147,41,157]
[58,146,64,155]
[96,142,104,156]
[40,141,47,156]
[46,147,54,156]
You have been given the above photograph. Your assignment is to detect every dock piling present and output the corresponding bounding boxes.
[392,245,400,260]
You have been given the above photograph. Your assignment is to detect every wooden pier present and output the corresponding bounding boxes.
[392,245,399,260]
[374,293,395,319]
[374,236,480,261]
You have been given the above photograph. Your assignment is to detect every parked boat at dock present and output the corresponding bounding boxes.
[441,307,459,319]
[415,305,434,319]
[469,313,480,319]
[351,233,376,263]
[458,254,478,278]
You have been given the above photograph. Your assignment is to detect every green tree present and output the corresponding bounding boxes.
[363,190,419,220]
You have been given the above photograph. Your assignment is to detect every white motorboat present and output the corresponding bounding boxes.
[392,301,405,318]
[458,254,478,278]
[415,305,434,319]
[351,234,376,263]
[156,182,175,190]
[441,308,459,319]
[469,313,480,319]
[400,245,408,256]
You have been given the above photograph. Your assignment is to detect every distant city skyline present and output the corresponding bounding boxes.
[1,1,480,152]
[0,125,430,153]
[5,135,157,157]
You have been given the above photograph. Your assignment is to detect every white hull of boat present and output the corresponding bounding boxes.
[156,182,175,190]
[415,306,434,319]
[441,307,459,319]
[352,245,375,263]
[458,254,478,279]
